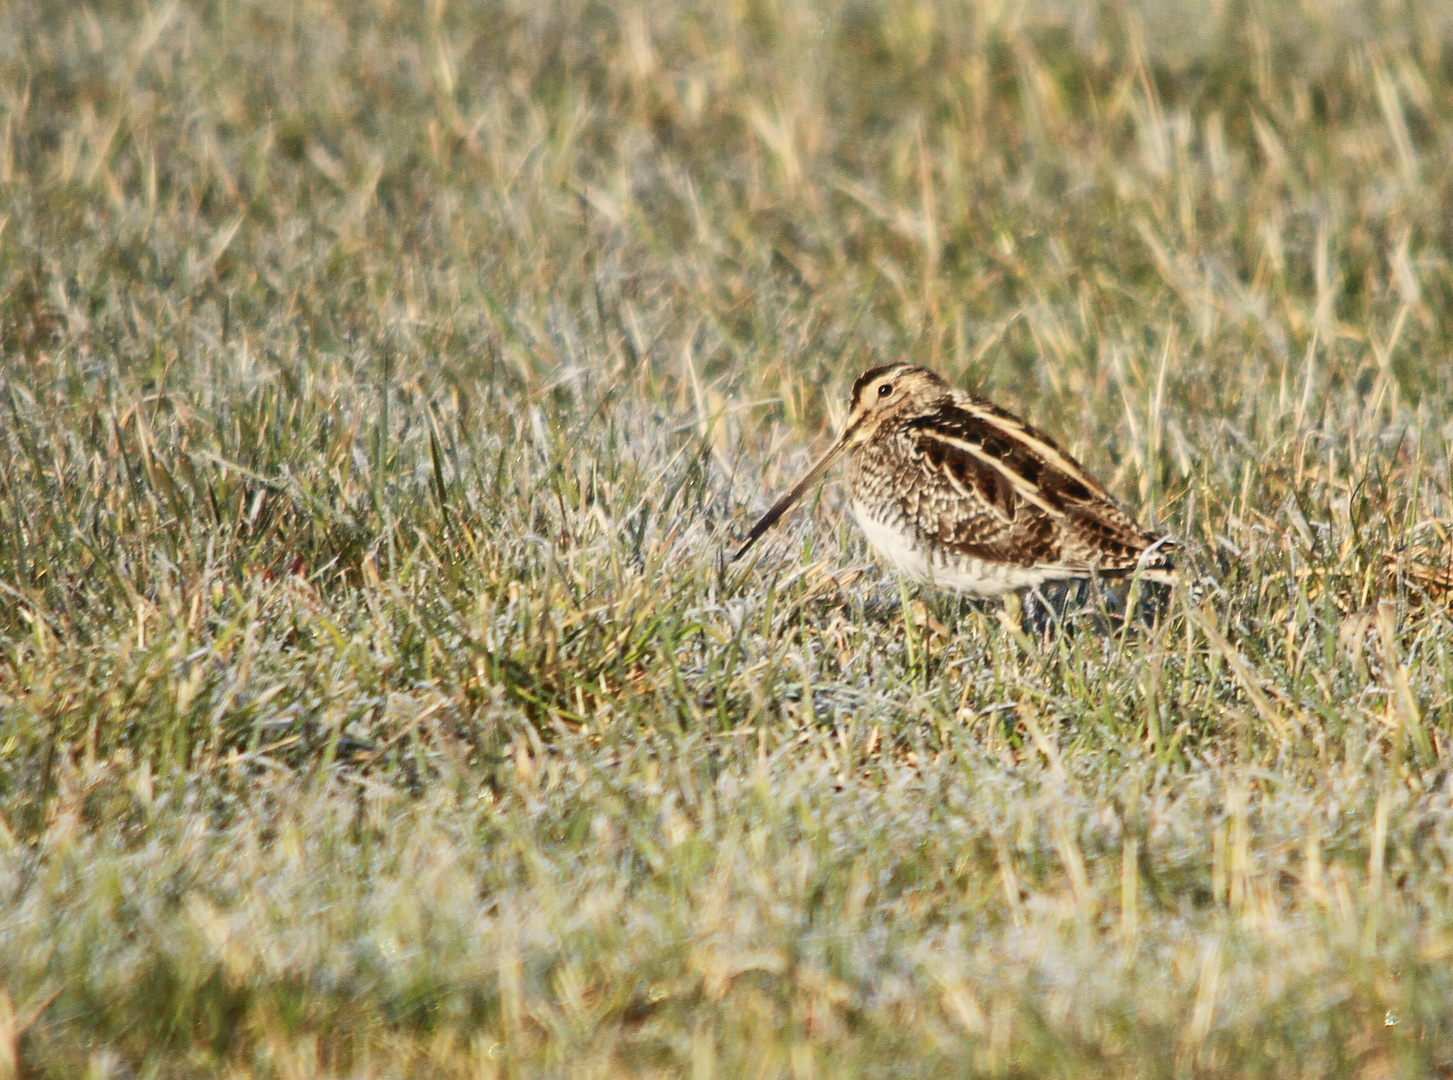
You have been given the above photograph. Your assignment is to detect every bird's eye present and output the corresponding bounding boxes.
[877,383,893,397]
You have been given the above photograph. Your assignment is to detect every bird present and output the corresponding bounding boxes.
[733,363,1175,597]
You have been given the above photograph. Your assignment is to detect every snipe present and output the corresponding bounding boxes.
[734,364,1175,596]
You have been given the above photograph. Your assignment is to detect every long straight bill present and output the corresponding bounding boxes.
[732,436,851,562]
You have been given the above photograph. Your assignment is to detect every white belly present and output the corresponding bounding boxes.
[850,502,1063,597]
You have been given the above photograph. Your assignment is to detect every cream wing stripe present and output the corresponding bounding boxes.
[916,428,1064,518]
[949,395,1109,499]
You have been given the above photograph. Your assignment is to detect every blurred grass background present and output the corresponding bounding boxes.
[3,0,1453,1075]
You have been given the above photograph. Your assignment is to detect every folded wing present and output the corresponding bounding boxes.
[901,401,1172,573]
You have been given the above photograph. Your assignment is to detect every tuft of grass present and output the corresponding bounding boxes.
[3,0,1453,1075]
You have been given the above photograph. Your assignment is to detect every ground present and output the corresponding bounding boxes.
[2,0,1453,1076]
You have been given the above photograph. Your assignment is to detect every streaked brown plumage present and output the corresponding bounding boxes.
[734,363,1175,596]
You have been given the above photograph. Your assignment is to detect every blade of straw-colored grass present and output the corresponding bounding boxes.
[1187,605,1292,742]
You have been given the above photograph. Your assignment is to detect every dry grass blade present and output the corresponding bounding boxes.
[1,0,1452,1076]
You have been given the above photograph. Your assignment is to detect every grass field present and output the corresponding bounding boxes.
[3,0,1453,1075]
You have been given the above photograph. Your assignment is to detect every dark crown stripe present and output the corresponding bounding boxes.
[850,362,914,407]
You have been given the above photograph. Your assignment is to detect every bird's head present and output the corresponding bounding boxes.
[839,363,949,448]
[732,363,951,561]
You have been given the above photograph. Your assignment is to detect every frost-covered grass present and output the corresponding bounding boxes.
[3,0,1453,1075]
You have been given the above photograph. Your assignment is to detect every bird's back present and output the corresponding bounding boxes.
[848,389,1174,588]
